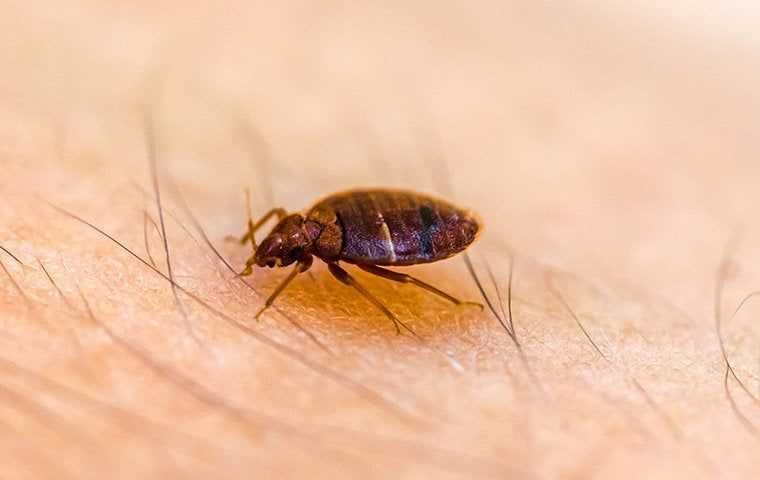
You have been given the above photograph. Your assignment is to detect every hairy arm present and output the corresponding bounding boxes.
[1,2,760,479]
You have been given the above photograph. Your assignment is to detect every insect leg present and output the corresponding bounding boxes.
[327,263,420,338]
[357,264,483,309]
[239,207,288,250]
[233,205,287,276]
[254,256,312,320]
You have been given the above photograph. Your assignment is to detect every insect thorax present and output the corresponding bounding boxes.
[305,206,343,261]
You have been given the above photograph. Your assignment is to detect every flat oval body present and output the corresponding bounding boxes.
[308,189,481,266]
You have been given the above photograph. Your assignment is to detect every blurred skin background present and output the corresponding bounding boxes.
[1,1,760,478]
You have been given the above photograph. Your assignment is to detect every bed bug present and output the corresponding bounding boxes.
[236,188,482,335]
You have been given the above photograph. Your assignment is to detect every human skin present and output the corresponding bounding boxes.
[2,1,760,478]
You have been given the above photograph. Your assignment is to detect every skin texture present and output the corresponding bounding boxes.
[2,1,760,478]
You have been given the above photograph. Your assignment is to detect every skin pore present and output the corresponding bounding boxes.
[2,1,760,478]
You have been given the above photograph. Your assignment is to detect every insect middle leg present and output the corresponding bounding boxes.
[327,262,419,338]
[356,264,483,309]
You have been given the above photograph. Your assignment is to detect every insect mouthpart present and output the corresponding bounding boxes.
[256,256,278,268]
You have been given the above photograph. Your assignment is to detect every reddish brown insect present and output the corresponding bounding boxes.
[236,188,482,334]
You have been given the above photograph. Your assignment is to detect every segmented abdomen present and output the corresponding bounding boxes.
[309,189,480,266]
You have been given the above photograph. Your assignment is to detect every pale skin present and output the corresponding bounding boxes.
[2,2,760,479]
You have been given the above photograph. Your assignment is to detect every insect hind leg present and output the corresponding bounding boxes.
[327,262,421,339]
[357,264,483,310]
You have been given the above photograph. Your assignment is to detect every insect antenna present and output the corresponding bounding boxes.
[244,187,258,252]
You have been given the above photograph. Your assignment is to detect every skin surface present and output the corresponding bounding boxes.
[1,1,760,478]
